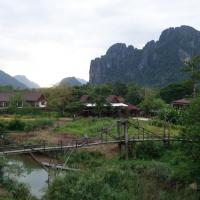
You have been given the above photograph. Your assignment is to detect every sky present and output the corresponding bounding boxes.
[0,0,200,87]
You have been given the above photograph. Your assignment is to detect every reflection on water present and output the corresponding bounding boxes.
[7,155,49,199]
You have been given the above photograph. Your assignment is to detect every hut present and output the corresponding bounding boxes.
[172,98,191,109]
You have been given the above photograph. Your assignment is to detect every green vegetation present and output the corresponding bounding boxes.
[44,149,200,200]
[54,117,115,137]
[183,55,200,98]
[1,55,200,199]
[54,117,181,138]
[0,118,54,133]
[139,97,167,115]
[159,81,193,103]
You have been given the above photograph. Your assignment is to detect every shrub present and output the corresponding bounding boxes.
[158,107,184,124]
[135,141,164,159]
[24,119,54,132]
[149,119,164,127]
[64,151,104,168]
[7,119,25,131]
[0,121,7,134]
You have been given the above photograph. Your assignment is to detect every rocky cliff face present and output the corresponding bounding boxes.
[89,26,200,87]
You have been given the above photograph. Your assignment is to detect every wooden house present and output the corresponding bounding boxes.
[0,92,47,109]
[172,98,191,109]
[80,94,140,117]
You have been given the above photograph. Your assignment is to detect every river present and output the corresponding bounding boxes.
[7,154,49,199]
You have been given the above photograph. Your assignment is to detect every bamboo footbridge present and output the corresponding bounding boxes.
[0,119,198,156]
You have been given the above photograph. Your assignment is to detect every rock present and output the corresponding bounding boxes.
[89,25,200,87]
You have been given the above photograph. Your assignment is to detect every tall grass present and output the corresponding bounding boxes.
[54,117,181,138]
[54,117,116,137]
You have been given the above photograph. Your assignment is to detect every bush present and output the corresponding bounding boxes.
[158,107,184,124]
[7,119,25,131]
[63,151,104,168]
[140,97,167,115]
[45,159,198,200]
[0,121,7,134]
[149,119,164,127]
[24,119,54,132]
[135,141,164,159]
[2,118,54,132]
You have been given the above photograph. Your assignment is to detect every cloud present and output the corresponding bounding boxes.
[0,0,200,86]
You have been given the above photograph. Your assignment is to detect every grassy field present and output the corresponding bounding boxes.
[54,117,182,138]
[3,116,182,146]
[54,117,116,137]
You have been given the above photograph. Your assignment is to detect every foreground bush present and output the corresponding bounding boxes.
[44,160,199,200]
[135,141,164,159]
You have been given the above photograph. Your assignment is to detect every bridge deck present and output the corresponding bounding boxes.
[0,137,193,155]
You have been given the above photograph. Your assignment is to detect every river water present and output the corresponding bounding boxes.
[7,155,49,199]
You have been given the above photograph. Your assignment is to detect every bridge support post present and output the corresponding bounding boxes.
[118,142,122,157]
[117,120,121,139]
[123,120,129,160]
[100,131,103,142]
[142,128,145,141]
[43,140,46,152]
[167,125,170,147]
[163,122,170,148]
[117,121,122,157]
[60,140,63,151]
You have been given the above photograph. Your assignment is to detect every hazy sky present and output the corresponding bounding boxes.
[0,0,200,87]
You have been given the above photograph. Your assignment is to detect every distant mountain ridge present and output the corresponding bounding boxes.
[60,77,87,86]
[14,75,40,89]
[76,78,87,85]
[89,25,200,87]
[0,70,27,89]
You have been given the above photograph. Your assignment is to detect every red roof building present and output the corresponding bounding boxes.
[0,92,47,108]
[127,104,140,111]
[127,104,140,116]
[80,95,91,103]
[172,98,191,108]
[106,95,125,103]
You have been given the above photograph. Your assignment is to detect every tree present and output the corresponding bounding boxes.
[71,84,92,102]
[180,97,200,180]
[89,84,112,117]
[65,101,84,116]
[90,84,113,97]
[140,97,166,115]
[183,55,200,98]
[42,85,72,115]
[158,106,184,124]
[125,83,144,105]
[8,94,24,113]
[112,81,127,97]
[159,81,193,103]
